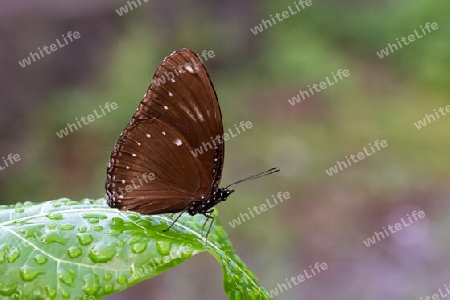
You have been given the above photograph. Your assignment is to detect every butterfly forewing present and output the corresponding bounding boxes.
[106,49,225,214]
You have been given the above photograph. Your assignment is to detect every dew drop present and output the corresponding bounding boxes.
[156,240,171,255]
[77,233,94,246]
[47,223,57,230]
[89,243,116,263]
[109,230,121,237]
[61,289,71,298]
[45,286,57,298]
[127,235,143,245]
[78,226,87,233]
[104,284,114,292]
[83,214,108,220]
[112,217,124,227]
[58,267,75,287]
[0,280,16,296]
[7,249,20,263]
[92,225,104,231]
[0,252,6,264]
[67,246,82,258]
[82,273,100,295]
[34,254,47,264]
[20,265,42,281]
[46,213,63,220]
[131,242,148,254]
[103,273,112,281]
[42,231,66,245]
[15,208,24,213]
[60,224,75,231]
[117,275,128,284]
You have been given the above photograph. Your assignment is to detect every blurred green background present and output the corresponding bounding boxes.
[1,0,450,299]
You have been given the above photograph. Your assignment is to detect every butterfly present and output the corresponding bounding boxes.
[105,48,279,239]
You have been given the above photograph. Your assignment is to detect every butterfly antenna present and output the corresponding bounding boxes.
[226,167,280,189]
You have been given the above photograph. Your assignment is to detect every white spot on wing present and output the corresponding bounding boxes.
[193,106,204,121]
[162,131,166,135]
[121,180,126,184]
[185,65,194,73]
[146,133,151,138]
[170,78,175,82]
[174,139,183,146]
[163,105,168,110]
[181,105,196,120]
[168,92,173,97]
[131,153,137,157]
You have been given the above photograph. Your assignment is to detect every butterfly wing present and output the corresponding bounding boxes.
[106,49,225,214]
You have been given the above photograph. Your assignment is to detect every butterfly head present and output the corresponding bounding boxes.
[217,187,234,202]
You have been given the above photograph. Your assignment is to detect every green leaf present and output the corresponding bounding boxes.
[0,199,271,299]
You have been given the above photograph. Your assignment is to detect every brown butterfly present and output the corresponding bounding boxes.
[105,48,278,239]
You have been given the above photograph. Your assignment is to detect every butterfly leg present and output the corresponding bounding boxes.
[162,208,188,233]
[202,209,215,244]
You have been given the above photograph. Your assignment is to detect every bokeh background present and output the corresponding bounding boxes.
[1,0,450,299]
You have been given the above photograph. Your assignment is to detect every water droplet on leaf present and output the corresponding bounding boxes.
[60,224,75,230]
[67,247,82,258]
[7,249,20,263]
[46,213,63,220]
[20,265,42,281]
[58,267,75,287]
[77,233,94,246]
[42,231,66,245]
[89,243,115,263]
[131,242,147,254]
[156,240,171,255]
[34,254,47,264]
[82,273,100,295]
